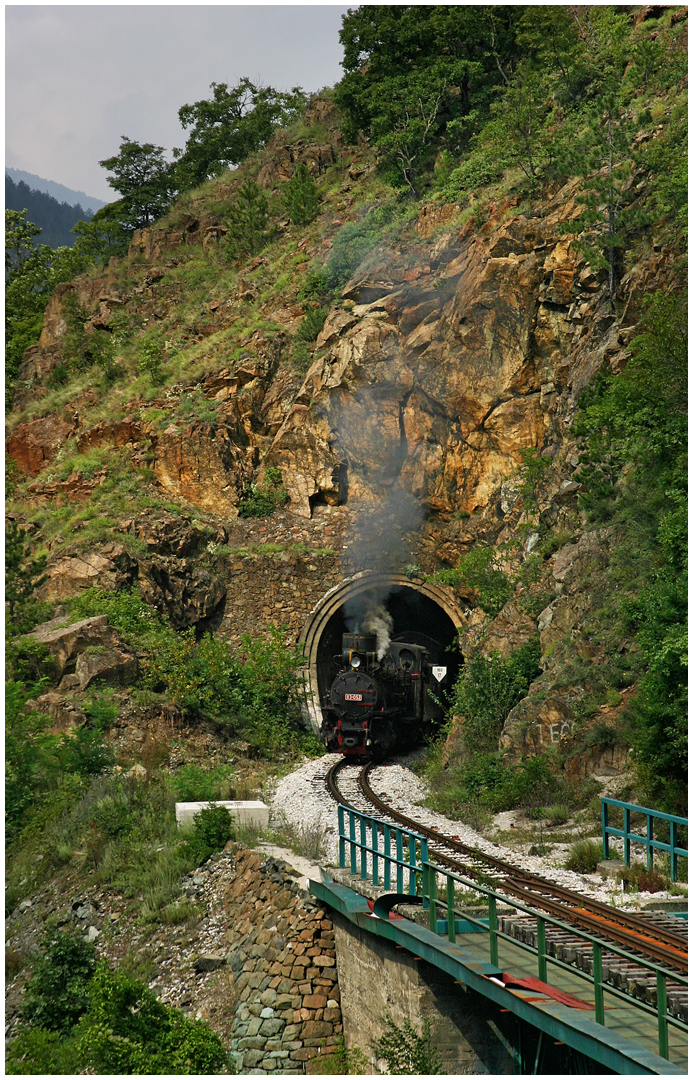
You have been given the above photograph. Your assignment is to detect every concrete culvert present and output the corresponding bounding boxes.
[299,572,465,743]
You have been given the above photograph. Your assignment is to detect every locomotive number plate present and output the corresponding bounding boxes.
[344,693,363,701]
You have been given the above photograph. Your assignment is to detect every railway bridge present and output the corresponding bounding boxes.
[308,761,688,1074]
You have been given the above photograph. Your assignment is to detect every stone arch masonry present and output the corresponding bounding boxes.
[298,572,465,734]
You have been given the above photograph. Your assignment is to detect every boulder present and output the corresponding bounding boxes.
[118,513,226,557]
[23,615,115,678]
[30,690,86,730]
[38,546,137,601]
[480,601,539,658]
[74,647,139,690]
[138,556,226,629]
[499,688,577,762]
[194,953,227,973]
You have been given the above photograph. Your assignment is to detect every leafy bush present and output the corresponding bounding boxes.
[295,305,328,343]
[172,763,232,802]
[238,466,290,518]
[6,1027,80,1076]
[321,203,401,291]
[9,954,228,1076]
[138,337,166,385]
[76,964,228,1074]
[191,804,234,854]
[373,1014,442,1075]
[297,268,329,302]
[427,751,559,817]
[21,931,96,1034]
[450,639,541,754]
[619,864,667,893]
[429,546,513,616]
[564,839,603,874]
[442,147,505,199]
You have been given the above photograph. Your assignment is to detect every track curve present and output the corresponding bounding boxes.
[326,758,687,975]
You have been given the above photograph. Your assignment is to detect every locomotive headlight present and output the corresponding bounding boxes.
[350,655,361,669]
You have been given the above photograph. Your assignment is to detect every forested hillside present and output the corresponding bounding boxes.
[5,6,687,1072]
[5,175,93,248]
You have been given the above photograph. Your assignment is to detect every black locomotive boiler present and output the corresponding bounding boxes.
[321,632,433,758]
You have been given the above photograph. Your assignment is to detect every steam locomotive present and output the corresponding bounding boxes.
[320,632,434,758]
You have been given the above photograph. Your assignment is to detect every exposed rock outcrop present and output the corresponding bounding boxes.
[22,614,135,682]
[138,556,226,629]
[7,413,75,475]
[39,546,137,601]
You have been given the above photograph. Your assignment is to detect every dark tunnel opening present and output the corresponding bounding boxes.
[315,584,461,747]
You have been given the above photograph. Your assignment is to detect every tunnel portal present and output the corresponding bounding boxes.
[299,573,465,740]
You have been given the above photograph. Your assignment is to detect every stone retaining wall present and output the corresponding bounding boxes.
[226,847,342,1074]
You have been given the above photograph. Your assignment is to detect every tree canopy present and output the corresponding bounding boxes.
[174,78,306,190]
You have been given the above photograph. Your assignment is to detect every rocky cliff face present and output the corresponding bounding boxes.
[4,99,677,780]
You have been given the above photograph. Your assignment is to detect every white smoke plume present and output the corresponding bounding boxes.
[361,602,394,660]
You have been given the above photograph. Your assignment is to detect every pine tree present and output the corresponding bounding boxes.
[284,163,320,226]
[226,180,272,260]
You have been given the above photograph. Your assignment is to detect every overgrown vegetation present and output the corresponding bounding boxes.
[429,546,513,616]
[237,466,290,518]
[573,293,687,813]
[6,931,228,1075]
[373,1014,442,1075]
[448,640,541,755]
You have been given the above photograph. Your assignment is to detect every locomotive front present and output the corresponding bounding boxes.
[321,631,430,758]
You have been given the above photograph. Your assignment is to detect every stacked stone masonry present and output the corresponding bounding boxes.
[225,847,343,1075]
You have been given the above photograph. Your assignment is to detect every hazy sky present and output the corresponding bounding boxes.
[6,5,349,201]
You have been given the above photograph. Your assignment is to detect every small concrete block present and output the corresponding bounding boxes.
[596,859,623,880]
[175,800,269,830]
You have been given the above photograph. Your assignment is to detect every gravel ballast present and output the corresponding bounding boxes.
[270,755,684,911]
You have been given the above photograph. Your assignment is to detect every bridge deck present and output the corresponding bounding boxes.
[311,874,687,1074]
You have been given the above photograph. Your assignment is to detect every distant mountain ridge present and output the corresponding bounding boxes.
[6,175,94,249]
[5,167,107,213]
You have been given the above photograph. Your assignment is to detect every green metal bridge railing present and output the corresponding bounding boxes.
[337,804,688,1062]
[601,797,688,883]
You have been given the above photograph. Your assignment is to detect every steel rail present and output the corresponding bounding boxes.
[323,759,687,973]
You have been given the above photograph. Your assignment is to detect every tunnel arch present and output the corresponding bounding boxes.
[298,572,467,735]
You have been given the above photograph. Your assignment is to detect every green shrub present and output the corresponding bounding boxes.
[297,267,329,302]
[238,466,290,518]
[564,839,603,874]
[21,931,97,1034]
[429,546,513,616]
[543,803,570,827]
[295,305,328,343]
[450,639,541,755]
[441,147,505,199]
[6,639,56,683]
[427,751,559,817]
[76,964,228,1075]
[322,202,401,291]
[619,864,667,893]
[172,763,232,802]
[138,337,166,385]
[373,1014,442,1075]
[192,804,234,853]
[6,1027,80,1075]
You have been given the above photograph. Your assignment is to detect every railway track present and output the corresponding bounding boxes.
[326,758,688,1021]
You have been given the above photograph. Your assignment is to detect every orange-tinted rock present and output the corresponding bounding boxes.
[7,413,74,474]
